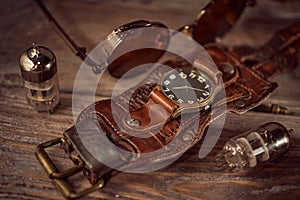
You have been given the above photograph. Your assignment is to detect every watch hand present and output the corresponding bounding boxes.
[173,86,189,90]
[186,86,206,93]
[173,86,206,93]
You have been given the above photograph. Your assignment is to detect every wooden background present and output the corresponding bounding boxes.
[0,0,300,199]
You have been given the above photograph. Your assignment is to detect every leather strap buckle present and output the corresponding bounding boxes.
[35,137,105,199]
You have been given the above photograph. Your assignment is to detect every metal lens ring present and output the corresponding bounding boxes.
[107,20,169,78]
[192,0,247,44]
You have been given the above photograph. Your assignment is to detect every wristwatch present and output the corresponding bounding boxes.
[129,64,222,128]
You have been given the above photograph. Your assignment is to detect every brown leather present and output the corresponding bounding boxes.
[129,88,177,127]
[107,20,170,78]
[63,23,300,184]
[229,22,300,80]
[192,0,256,44]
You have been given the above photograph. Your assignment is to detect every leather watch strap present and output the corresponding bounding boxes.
[129,88,177,127]
[229,22,300,80]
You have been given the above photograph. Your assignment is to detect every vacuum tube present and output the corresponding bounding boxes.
[217,122,292,172]
[19,43,60,112]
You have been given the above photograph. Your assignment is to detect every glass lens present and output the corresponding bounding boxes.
[193,0,246,44]
[107,20,170,78]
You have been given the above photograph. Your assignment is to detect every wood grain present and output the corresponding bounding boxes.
[0,0,300,200]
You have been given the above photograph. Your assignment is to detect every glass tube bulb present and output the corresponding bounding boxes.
[217,122,291,172]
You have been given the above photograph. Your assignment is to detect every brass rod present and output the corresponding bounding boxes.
[35,0,87,60]
[35,0,105,73]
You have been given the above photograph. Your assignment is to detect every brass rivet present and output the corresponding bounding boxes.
[204,105,210,110]
[222,63,235,75]
[126,117,141,126]
[288,47,295,54]
[235,100,245,108]
[182,132,193,142]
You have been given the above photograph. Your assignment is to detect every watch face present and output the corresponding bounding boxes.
[161,68,211,105]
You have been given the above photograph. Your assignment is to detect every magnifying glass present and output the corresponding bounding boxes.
[35,0,255,77]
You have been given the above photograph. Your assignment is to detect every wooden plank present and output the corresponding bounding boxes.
[0,84,299,200]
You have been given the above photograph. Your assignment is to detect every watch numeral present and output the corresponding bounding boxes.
[198,76,205,83]
[168,94,175,99]
[164,80,171,85]
[203,91,209,97]
[189,72,197,78]
[169,74,176,79]
[204,84,209,89]
[179,72,187,79]
[197,97,204,102]
[187,100,194,104]
[163,87,170,92]
[197,76,205,83]
[177,99,184,103]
